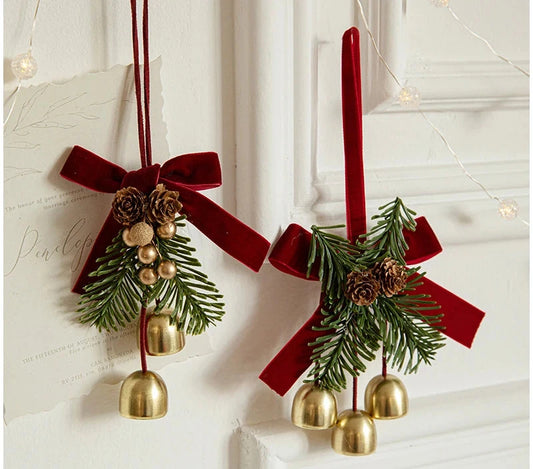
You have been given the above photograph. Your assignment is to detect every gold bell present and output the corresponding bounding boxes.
[364,374,408,419]
[142,309,185,356]
[331,409,377,456]
[119,370,168,419]
[291,383,337,430]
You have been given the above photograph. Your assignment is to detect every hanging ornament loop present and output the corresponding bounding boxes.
[129,0,153,168]
[129,0,154,371]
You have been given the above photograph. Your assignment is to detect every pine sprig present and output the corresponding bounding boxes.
[150,216,225,335]
[373,272,445,374]
[305,198,445,391]
[307,225,361,299]
[305,300,381,391]
[77,233,143,332]
[77,215,224,335]
[357,197,417,266]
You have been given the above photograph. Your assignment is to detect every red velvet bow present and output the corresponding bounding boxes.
[61,145,270,294]
[259,28,485,396]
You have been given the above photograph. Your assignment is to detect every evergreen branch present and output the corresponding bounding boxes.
[307,225,361,299]
[77,232,143,332]
[151,216,225,335]
[305,301,381,392]
[357,197,417,265]
[303,198,446,391]
[374,293,445,374]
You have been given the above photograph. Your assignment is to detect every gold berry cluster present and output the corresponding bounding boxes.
[112,184,183,285]
[345,258,407,306]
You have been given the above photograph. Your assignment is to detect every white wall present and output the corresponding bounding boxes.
[4,1,528,468]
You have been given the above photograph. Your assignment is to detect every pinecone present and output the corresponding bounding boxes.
[147,184,183,225]
[345,270,380,306]
[374,257,407,297]
[112,186,147,226]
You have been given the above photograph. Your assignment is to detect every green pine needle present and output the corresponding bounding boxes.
[151,217,225,335]
[304,198,446,391]
[76,215,224,335]
[78,233,143,332]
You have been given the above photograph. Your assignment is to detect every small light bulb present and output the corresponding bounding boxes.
[398,86,421,108]
[498,199,519,220]
[431,0,450,7]
[11,52,38,80]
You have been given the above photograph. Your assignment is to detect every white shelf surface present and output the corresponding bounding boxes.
[240,380,529,469]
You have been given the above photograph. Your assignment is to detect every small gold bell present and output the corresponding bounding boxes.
[144,309,185,356]
[331,409,377,456]
[364,374,408,419]
[119,370,168,419]
[291,383,337,430]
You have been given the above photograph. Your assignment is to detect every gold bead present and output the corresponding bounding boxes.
[122,228,137,247]
[119,370,167,419]
[157,260,177,280]
[139,267,158,285]
[129,222,154,246]
[143,309,185,356]
[331,409,377,456]
[291,383,337,430]
[156,222,177,240]
[364,374,408,419]
[137,245,158,264]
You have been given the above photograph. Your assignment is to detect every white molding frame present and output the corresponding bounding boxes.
[233,0,529,242]
[239,380,529,469]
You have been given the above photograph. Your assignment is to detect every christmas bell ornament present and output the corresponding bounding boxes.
[145,310,185,356]
[119,370,168,419]
[58,0,268,420]
[291,383,337,430]
[364,374,408,419]
[259,26,486,458]
[137,244,158,264]
[331,410,377,456]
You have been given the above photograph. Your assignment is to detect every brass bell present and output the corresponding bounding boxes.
[331,409,377,456]
[119,370,168,419]
[291,383,337,430]
[141,309,185,356]
[364,374,408,419]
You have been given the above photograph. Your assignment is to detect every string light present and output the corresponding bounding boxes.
[431,0,450,7]
[398,86,421,108]
[354,0,529,227]
[11,52,38,80]
[498,200,519,220]
[4,0,42,127]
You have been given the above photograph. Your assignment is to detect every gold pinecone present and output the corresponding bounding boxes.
[345,270,380,306]
[374,257,407,297]
[147,184,183,225]
[112,186,147,226]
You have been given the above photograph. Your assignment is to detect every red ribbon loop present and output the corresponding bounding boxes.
[259,27,485,396]
[60,145,270,294]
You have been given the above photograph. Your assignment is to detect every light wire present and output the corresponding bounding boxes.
[447,5,529,78]
[354,0,529,227]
